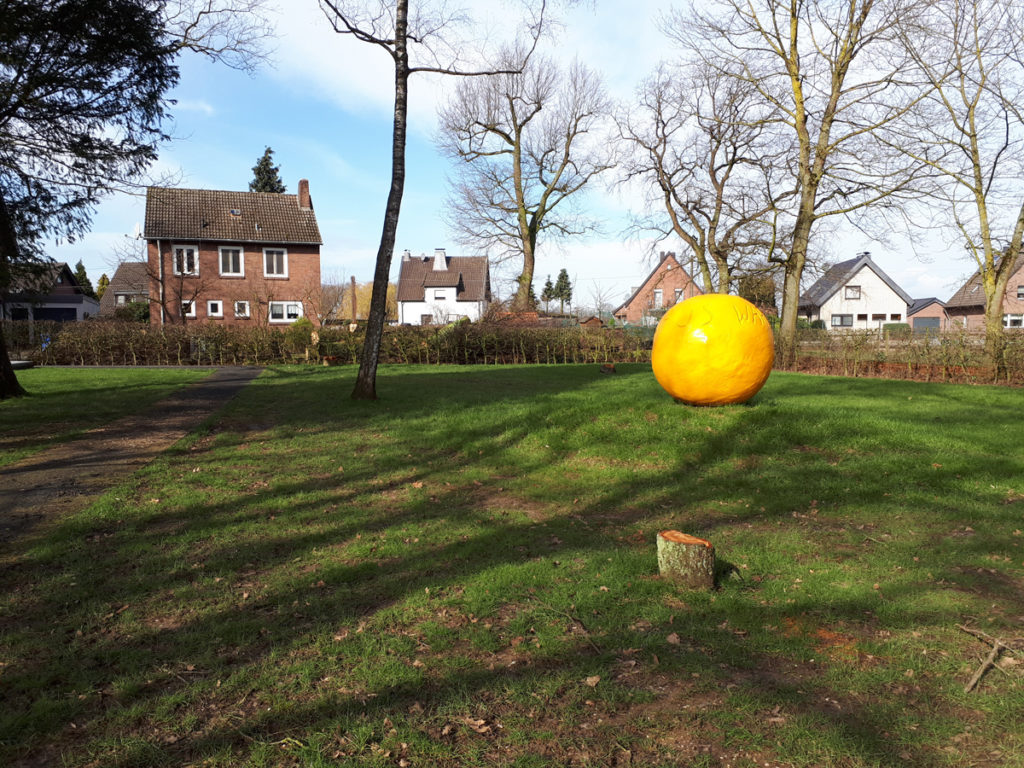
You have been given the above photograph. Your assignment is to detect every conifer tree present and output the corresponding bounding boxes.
[249,146,286,193]
[541,275,554,312]
[554,268,572,314]
[73,260,96,298]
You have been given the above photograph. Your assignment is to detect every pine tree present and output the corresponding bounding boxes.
[541,275,554,313]
[73,260,97,299]
[249,147,286,193]
[96,273,109,301]
[554,268,572,314]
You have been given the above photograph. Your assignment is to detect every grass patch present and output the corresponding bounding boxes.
[0,367,212,467]
[2,364,1023,767]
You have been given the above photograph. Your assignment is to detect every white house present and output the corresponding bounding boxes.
[798,252,912,330]
[396,249,491,325]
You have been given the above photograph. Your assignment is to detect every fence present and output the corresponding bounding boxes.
[3,320,1022,385]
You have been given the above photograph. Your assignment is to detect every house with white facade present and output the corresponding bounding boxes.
[396,249,491,325]
[798,252,912,330]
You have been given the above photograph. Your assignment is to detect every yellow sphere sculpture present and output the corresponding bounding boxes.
[652,294,774,406]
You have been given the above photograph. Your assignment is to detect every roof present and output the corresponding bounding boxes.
[396,255,490,303]
[6,261,77,296]
[143,186,322,245]
[945,255,1022,308]
[612,252,695,315]
[799,253,912,308]
[99,262,149,315]
[907,297,945,316]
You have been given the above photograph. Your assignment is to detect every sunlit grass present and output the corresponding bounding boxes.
[2,364,1022,767]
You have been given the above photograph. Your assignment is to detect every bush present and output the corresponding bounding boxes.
[884,323,911,337]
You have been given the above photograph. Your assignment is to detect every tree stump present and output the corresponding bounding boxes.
[657,530,715,589]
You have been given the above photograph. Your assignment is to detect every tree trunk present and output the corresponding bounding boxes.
[0,195,26,399]
[351,0,409,401]
[777,210,812,367]
[983,289,1008,381]
[657,530,715,589]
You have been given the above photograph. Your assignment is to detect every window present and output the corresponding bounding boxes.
[831,314,853,327]
[207,300,223,318]
[173,245,198,275]
[269,300,303,323]
[857,314,868,321]
[264,248,288,277]
[871,313,886,321]
[219,247,243,276]
[1017,285,1024,300]
[433,289,445,300]
[844,285,861,299]
[653,289,664,308]
[234,301,249,318]
[674,288,683,303]
[1004,314,1024,328]
[890,313,902,321]
[116,294,127,305]
[182,300,196,318]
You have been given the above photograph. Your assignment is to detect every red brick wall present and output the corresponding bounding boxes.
[614,255,702,325]
[908,303,950,330]
[148,240,321,327]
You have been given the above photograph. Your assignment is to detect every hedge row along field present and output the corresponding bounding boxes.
[4,320,1024,384]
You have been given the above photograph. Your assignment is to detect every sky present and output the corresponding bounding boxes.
[50,0,976,310]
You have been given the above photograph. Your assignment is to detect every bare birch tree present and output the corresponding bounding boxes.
[438,48,613,309]
[318,0,546,399]
[890,0,1024,369]
[618,61,794,295]
[670,0,928,362]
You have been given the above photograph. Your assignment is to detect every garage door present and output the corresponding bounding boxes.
[913,317,941,333]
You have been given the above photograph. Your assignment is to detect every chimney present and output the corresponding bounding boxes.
[298,179,312,210]
[433,248,447,271]
[402,249,411,262]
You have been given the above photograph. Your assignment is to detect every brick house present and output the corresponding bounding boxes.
[144,181,322,326]
[906,298,950,333]
[98,262,149,317]
[612,252,702,326]
[945,256,1024,330]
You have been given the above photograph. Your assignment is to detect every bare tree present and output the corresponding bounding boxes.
[890,0,1024,368]
[618,62,794,295]
[671,0,929,362]
[318,0,546,399]
[438,48,614,310]
[163,0,276,72]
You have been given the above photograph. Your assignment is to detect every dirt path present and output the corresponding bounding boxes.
[0,366,263,545]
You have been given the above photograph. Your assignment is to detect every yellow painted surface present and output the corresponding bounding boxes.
[652,294,774,406]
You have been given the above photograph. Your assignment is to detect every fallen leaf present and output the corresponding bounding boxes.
[584,675,601,687]
[412,481,423,488]
[666,633,681,645]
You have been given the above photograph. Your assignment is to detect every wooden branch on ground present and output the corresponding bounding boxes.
[956,623,1024,693]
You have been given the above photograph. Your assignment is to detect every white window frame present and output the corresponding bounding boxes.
[653,289,664,308]
[433,289,445,300]
[1017,285,1024,300]
[234,300,250,319]
[1004,314,1023,328]
[844,285,861,300]
[831,314,853,327]
[674,288,683,303]
[268,300,303,323]
[182,300,196,318]
[263,248,288,278]
[219,246,244,277]
[172,244,199,276]
[207,300,223,318]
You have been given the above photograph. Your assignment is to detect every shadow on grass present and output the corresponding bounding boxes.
[2,365,1022,766]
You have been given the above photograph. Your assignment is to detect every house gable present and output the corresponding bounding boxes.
[945,255,1023,329]
[799,253,912,329]
[395,250,491,324]
[612,252,702,326]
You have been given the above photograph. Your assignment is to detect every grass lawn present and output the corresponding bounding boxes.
[1,364,1022,767]
[0,367,213,467]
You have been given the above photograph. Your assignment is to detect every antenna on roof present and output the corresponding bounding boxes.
[132,222,141,239]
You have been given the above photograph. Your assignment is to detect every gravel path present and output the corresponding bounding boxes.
[0,366,262,545]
